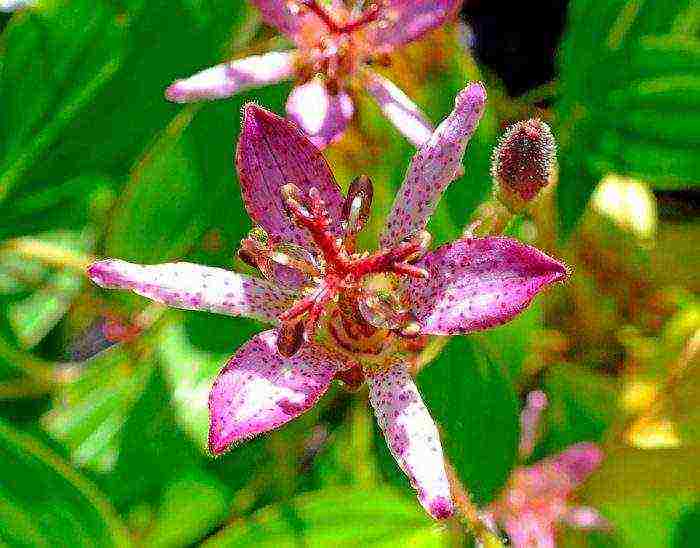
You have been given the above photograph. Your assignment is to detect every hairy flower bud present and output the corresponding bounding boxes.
[491,119,556,210]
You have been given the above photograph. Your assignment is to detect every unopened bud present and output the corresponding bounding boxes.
[491,119,556,210]
[277,319,305,357]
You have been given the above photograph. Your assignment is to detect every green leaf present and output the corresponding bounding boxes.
[142,469,230,548]
[0,418,130,546]
[417,336,519,505]
[555,0,699,236]
[157,317,259,451]
[538,364,618,457]
[42,349,153,472]
[203,488,446,547]
[584,447,700,547]
[0,0,255,210]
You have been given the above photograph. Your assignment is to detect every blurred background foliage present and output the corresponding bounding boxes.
[0,0,698,546]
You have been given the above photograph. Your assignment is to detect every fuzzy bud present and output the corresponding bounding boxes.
[491,119,556,210]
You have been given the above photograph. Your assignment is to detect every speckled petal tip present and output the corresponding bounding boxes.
[286,78,354,149]
[236,103,345,249]
[380,82,486,248]
[87,259,292,323]
[207,330,347,454]
[369,0,463,52]
[368,363,454,519]
[363,71,433,148]
[165,51,295,103]
[403,237,568,335]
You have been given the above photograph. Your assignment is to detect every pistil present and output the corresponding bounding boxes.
[276,181,433,352]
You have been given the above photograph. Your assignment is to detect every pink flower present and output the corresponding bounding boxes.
[88,84,568,520]
[483,391,609,546]
[165,0,464,148]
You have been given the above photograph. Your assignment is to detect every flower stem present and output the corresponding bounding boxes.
[445,461,505,547]
[467,196,514,238]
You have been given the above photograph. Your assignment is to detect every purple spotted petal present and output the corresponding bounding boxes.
[363,71,433,148]
[368,363,454,519]
[403,237,568,335]
[547,442,604,486]
[504,516,555,548]
[370,0,462,52]
[87,259,293,323]
[286,79,354,149]
[236,104,345,249]
[208,330,347,454]
[380,82,486,248]
[165,51,296,103]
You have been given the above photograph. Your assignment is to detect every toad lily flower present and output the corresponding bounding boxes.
[165,0,463,148]
[483,391,609,546]
[87,83,569,520]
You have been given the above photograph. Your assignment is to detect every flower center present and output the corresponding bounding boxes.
[295,1,382,92]
[240,175,430,360]
[300,0,380,36]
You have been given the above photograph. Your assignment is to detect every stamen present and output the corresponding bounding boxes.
[390,263,428,279]
[351,229,432,279]
[280,184,348,272]
[358,288,406,330]
[342,174,373,252]
[303,284,335,341]
[277,318,305,357]
[278,292,316,322]
[269,244,322,277]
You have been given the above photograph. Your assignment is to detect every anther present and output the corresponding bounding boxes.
[281,183,312,223]
[277,318,305,357]
[398,230,432,263]
[343,174,374,251]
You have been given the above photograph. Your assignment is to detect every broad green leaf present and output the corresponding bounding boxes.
[0,418,130,546]
[157,317,258,451]
[203,488,446,547]
[42,348,153,472]
[142,469,230,548]
[538,364,618,457]
[0,0,255,211]
[0,175,114,241]
[556,0,699,236]
[417,336,519,505]
[673,502,700,548]
[584,447,700,547]
[97,367,204,509]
